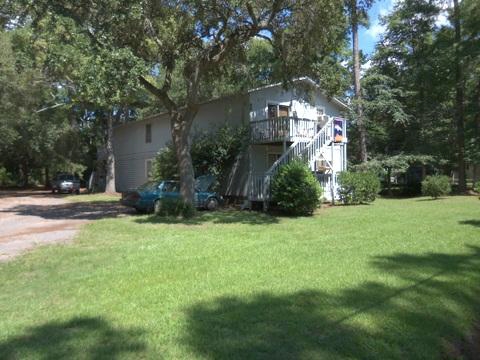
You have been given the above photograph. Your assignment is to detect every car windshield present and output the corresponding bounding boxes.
[137,181,159,191]
[58,174,75,181]
[195,175,215,192]
[162,181,179,192]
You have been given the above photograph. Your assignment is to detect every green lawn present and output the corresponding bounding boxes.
[0,197,479,359]
[65,192,121,203]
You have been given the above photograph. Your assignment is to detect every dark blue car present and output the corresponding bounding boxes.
[121,176,221,213]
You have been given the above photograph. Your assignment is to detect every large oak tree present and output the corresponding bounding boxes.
[25,0,346,204]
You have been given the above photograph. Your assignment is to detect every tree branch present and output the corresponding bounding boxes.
[138,75,177,113]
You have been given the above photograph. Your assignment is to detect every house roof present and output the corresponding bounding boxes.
[115,77,349,129]
[248,77,350,111]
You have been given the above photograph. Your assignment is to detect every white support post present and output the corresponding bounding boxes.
[330,117,335,204]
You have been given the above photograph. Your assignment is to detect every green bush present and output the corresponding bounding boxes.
[271,160,322,216]
[421,175,451,199]
[473,181,480,194]
[337,171,381,205]
[154,198,196,218]
[0,167,12,186]
[152,125,248,189]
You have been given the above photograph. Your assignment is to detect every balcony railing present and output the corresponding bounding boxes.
[250,117,317,143]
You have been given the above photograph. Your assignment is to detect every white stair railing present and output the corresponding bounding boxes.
[262,117,334,204]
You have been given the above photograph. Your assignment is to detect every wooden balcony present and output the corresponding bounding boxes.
[250,117,317,144]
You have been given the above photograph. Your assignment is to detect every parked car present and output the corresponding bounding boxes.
[121,175,222,213]
[50,174,81,194]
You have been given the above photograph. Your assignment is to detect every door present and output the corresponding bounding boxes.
[267,153,282,168]
[267,104,277,119]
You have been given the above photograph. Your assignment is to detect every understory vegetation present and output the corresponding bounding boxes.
[421,175,452,199]
[152,125,248,190]
[271,160,323,216]
[0,197,479,359]
[337,171,381,205]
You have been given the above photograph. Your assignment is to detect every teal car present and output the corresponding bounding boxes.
[121,176,221,213]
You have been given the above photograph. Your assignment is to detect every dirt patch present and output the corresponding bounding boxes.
[442,320,480,360]
[0,191,131,262]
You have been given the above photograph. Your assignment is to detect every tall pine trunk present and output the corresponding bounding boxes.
[352,8,368,162]
[104,114,116,193]
[45,167,49,188]
[453,0,466,192]
[474,80,480,184]
[171,111,196,205]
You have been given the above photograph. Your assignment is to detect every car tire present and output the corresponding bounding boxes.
[154,199,162,214]
[75,189,80,195]
[205,197,219,211]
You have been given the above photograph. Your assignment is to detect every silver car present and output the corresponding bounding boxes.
[51,174,81,194]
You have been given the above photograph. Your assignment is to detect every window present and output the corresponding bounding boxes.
[145,159,153,179]
[316,106,325,120]
[145,124,152,143]
[267,104,278,118]
[162,181,179,193]
[278,105,289,117]
[267,103,290,119]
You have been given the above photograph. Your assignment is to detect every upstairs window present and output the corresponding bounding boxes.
[267,104,277,119]
[145,159,153,179]
[278,105,289,118]
[145,124,152,143]
[267,103,290,118]
[316,106,325,120]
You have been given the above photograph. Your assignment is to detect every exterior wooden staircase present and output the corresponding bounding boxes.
[249,116,347,208]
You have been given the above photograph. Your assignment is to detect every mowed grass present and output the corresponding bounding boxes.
[65,192,121,203]
[0,197,479,359]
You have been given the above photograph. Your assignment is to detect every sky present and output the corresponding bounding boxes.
[358,0,393,55]
[359,0,451,56]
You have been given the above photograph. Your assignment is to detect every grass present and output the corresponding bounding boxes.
[64,192,121,203]
[0,196,479,359]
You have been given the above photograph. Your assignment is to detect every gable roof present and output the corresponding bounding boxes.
[116,77,349,129]
[248,77,350,111]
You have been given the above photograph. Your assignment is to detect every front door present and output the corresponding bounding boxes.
[267,153,282,168]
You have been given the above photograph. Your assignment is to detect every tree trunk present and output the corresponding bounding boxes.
[386,167,392,196]
[45,167,50,188]
[474,80,480,184]
[352,7,368,162]
[104,114,116,194]
[171,111,196,205]
[453,0,466,192]
[22,162,29,188]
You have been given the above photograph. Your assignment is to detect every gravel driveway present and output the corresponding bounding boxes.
[0,191,131,262]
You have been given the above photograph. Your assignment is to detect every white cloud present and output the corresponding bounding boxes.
[361,60,372,74]
[435,11,450,27]
[365,0,398,40]
[366,22,386,39]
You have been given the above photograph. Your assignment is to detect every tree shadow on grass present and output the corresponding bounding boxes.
[0,316,146,359]
[1,201,133,221]
[134,210,279,226]
[184,245,480,359]
[416,197,447,201]
[459,220,480,228]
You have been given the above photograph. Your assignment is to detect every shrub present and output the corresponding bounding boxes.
[337,171,381,205]
[271,160,322,216]
[152,125,248,189]
[474,181,480,194]
[154,198,196,218]
[421,175,451,199]
[0,167,12,186]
